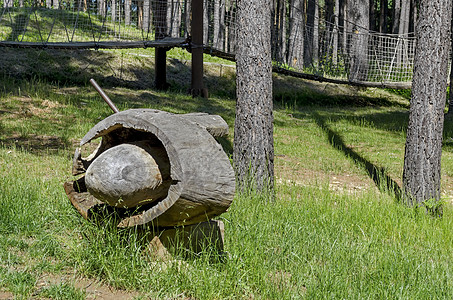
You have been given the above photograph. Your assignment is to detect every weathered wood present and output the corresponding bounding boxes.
[85,143,171,208]
[67,109,235,228]
[0,38,188,50]
[64,181,104,219]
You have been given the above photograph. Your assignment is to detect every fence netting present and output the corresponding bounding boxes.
[1,0,417,87]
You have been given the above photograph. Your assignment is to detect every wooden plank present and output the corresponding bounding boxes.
[0,38,188,50]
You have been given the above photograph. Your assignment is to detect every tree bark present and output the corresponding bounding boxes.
[379,0,388,33]
[111,0,116,22]
[304,0,318,67]
[213,0,226,49]
[392,0,401,34]
[348,0,369,82]
[402,0,452,214]
[234,0,274,193]
[125,0,131,26]
[167,0,182,37]
[143,0,150,32]
[287,0,305,70]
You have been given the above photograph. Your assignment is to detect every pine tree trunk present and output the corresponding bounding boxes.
[143,0,150,32]
[379,0,388,33]
[213,0,225,49]
[348,0,369,82]
[167,0,181,36]
[287,0,305,70]
[332,0,339,66]
[125,0,131,25]
[402,0,452,215]
[392,0,401,34]
[234,0,274,193]
[111,0,116,22]
[304,0,317,67]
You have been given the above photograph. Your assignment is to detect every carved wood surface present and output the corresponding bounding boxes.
[66,109,235,227]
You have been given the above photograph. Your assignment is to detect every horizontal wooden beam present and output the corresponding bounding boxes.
[0,37,188,50]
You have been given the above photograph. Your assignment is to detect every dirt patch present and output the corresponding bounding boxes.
[35,273,140,300]
[0,291,14,300]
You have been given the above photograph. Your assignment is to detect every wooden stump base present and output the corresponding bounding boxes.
[154,220,225,256]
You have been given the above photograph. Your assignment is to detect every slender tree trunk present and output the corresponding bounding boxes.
[111,0,116,22]
[340,0,348,55]
[203,0,209,44]
[348,0,369,82]
[143,0,150,32]
[213,0,225,49]
[227,0,237,53]
[379,0,388,33]
[138,1,143,29]
[402,0,452,215]
[276,0,287,64]
[125,0,131,26]
[234,0,274,193]
[332,0,339,66]
[392,0,401,34]
[183,0,192,37]
[304,0,318,67]
[167,0,182,37]
[287,0,305,70]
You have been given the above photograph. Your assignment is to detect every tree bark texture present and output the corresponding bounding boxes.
[304,0,318,67]
[287,0,305,70]
[234,0,274,192]
[348,0,369,82]
[125,0,131,26]
[402,0,452,209]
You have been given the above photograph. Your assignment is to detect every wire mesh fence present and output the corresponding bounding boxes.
[0,0,417,87]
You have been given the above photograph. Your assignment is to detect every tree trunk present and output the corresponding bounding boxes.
[304,0,318,67]
[98,0,105,16]
[332,0,339,65]
[287,0,305,70]
[402,0,452,215]
[203,0,209,44]
[111,0,116,22]
[143,0,150,32]
[340,0,348,55]
[392,0,401,33]
[125,0,131,26]
[275,0,287,64]
[348,0,369,82]
[227,0,237,53]
[138,1,143,29]
[234,0,274,193]
[167,0,182,37]
[379,0,388,33]
[213,0,226,49]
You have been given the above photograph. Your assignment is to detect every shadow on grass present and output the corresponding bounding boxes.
[312,112,402,201]
[0,134,70,155]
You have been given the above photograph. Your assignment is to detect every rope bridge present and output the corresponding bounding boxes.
[1,0,416,89]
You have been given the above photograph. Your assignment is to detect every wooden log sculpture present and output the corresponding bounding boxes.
[64,109,235,228]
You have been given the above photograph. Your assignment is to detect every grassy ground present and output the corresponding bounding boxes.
[1,48,453,299]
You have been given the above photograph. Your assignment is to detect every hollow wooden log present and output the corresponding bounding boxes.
[65,109,235,228]
[85,143,172,208]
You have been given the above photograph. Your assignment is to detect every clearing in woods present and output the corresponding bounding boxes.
[1,48,453,298]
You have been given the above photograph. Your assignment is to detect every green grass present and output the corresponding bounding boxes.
[1,48,453,298]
